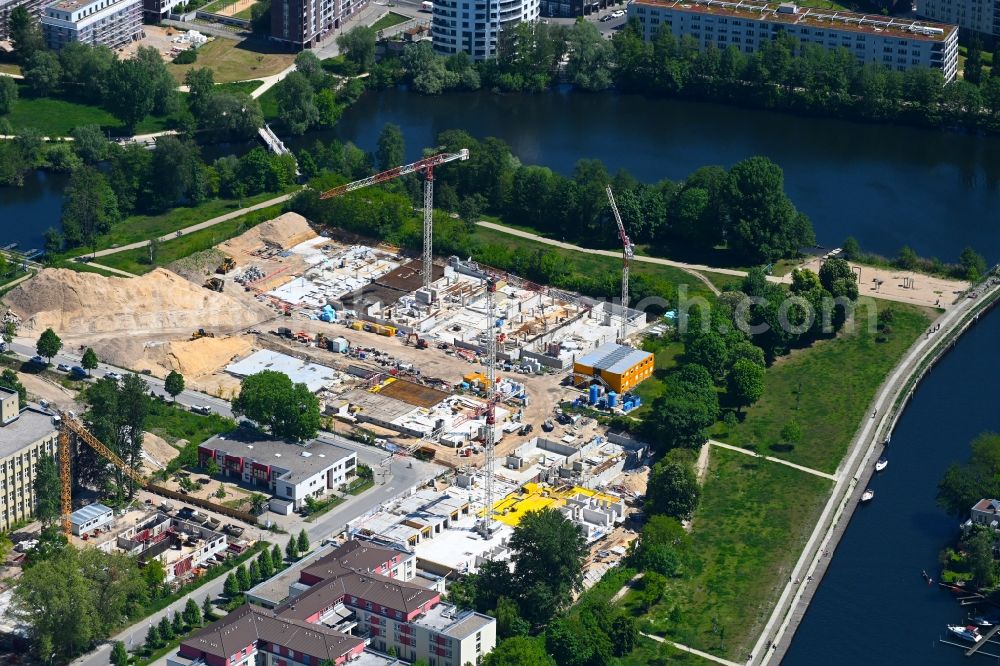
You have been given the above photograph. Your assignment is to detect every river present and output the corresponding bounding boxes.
[783,307,1000,665]
[4,88,1000,262]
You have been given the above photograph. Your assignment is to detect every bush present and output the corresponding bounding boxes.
[173,49,198,65]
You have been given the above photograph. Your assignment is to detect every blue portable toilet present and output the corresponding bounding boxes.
[634,396,642,408]
[608,391,618,408]
[588,384,600,405]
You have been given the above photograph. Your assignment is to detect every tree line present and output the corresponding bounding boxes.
[366,16,1000,133]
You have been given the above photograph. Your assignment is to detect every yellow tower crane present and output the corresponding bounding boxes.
[58,413,150,537]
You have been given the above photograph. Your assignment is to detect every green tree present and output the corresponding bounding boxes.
[275,72,318,135]
[938,432,1000,517]
[164,371,185,401]
[509,508,588,625]
[232,370,321,441]
[223,572,240,597]
[482,636,555,666]
[375,123,405,171]
[142,558,166,593]
[202,595,215,621]
[896,245,919,270]
[248,558,261,585]
[566,19,613,91]
[235,563,251,591]
[271,543,284,570]
[285,536,298,561]
[0,369,26,407]
[158,615,173,641]
[685,331,728,381]
[185,67,216,120]
[728,357,765,413]
[32,455,61,525]
[646,364,718,452]
[959,246,988,281]
[79,374,149,500]
[842,236,861,261]
[726,156,815,263]
[24,50,62,96]
[107,58,155,132]
[81,347,98,376]
[495,595,530,638]
[145,624,160,650]
[204,92,263,138]
[258,551,274,580]
[58,43,115,102]
[10,5,44,60]
[336,26,377,71]
[249,492,268,515]
[965,39,984,85]
[2,320,16,349]
[70,125,109,163]
[61,166,120,252]
[147,135,200,211]
[0,76,17,115]
[171,611,184,635]
[183,597,202,628]
[609,614,638,656]
[646,456,700,519]
[36,328,62,363]
[111,640,128,666]
[965,526,996,588]
[296,528,309,554]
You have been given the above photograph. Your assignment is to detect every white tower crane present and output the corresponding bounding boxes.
[606,186,634,342]
[320,148,470,290]
[479,277,499,538]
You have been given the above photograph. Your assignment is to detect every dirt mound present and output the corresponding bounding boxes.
[221,212,316,257]
[160,335,255,378]
[4,268,272,339]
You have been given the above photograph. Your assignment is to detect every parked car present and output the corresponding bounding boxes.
[191,405,212,415]
[56,363,70,372]
[70,367,88,380]
[105,371,123,381]
[600,13,612,21]
[612,9,625,16]
[29,355,45,365]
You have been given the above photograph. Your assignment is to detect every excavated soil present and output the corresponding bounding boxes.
[3,268,273,340]
[220,212,316,259]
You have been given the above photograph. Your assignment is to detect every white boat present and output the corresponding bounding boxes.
[948,625,983,643]
[861,488,875,503]
[875,457,888,472]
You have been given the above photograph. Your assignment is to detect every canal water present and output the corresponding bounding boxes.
[4,88,1000,262]
[783,307,1000,665]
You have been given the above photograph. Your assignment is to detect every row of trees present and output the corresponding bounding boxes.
[842,236,989,283]
[388,17,1000,132]
[222,540,301,599]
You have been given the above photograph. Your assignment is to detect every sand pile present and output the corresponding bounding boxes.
[143,433,179,469]
[4,268,272,338]
[161,335,255,378]
[221,212,316,257]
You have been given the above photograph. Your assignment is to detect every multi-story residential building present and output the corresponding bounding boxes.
[0,0,44,41]
[0,389,59,531]
[198,431,357,512]
[172,539,497,666]
[40,0,142,50]
[539,0,604,19]
[628,0,959,82]
[140,0,184,22]
[269,0,368,49]
[918,0,999,42]
[432,0,540,60]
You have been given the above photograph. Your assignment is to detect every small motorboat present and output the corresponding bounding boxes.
[972,616,996,628]
[875,457,888,472]
[922,570,933,585]
[861,488,875,503]
[948,625,983,643]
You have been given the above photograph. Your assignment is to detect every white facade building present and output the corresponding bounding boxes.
[432,0,540,60]
[41,0,142,50]
[628,0,959,82]
[917,0,1000,40]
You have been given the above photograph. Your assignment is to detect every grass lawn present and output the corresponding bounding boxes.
[257,85,279,120]
[709,301,935,473]
[698,270,744,293]
[0,63,22,75]
[629,336,684,417]
[628,447,831,660]
[472,225,717,302]
[146,399,235,446]
[233,1,262,18]
[214,79,264,96]
[98,203,286,274]
[167,38,296,84]
[369,11,411,31]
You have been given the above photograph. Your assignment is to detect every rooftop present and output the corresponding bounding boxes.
[202,430,355,485]
[181,604,363,662]
[70,503,113,527]
[413,602,494,638]
[575,342,652,376]
[632,0,957,40]
[0,407,57,458]
[226,350,340,393]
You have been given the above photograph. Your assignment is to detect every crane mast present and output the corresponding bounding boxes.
[606,186,634,343]
[479,277,498,538]
[319,149,470,291]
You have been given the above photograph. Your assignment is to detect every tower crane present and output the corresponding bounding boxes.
[606,186,634,343]
[319,149,470,290]
[58,413,149,537]
[478,277,499,539]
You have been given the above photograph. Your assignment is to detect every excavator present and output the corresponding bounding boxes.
[216,256,236,275]
[58,413,150,538]
[405,332,428,349]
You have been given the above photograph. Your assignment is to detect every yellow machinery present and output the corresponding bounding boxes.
[203,277,224,292]
[58,414,149,537]
[216,256,236,274]
[191,328,216,341]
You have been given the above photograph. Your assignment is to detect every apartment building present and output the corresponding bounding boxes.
[0,389,59,531]
[0,0,44,40]
[176,539,497,666]
[40,0,142,50]
[198,431,357,512]
[918,0,1000,41]
[432,0,540,60]
[269,0,368,48]
[628,0,959,82]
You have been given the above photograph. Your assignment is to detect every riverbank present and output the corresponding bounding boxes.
[759,273,1000,664]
